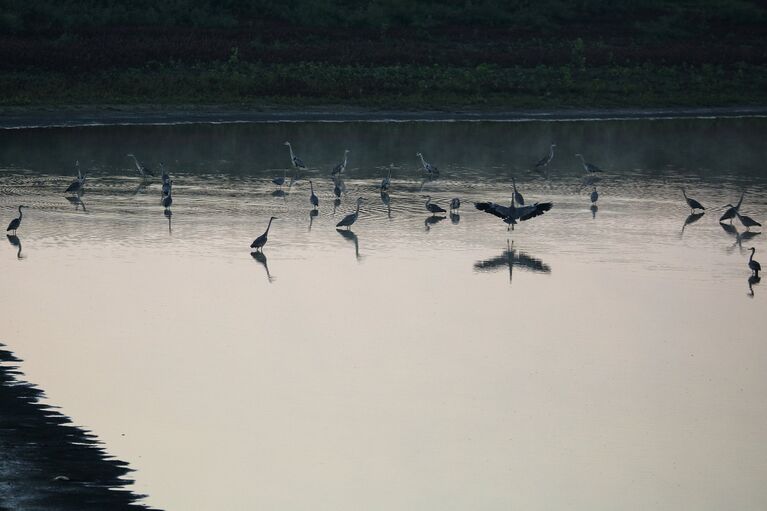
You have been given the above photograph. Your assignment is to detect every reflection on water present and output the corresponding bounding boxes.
[681,212,704,235]
[748,274,761,297]
[1,117,767,511]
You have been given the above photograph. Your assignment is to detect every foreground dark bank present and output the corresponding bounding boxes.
[0,344,153,510]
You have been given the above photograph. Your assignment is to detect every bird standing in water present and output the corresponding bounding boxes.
[332,149,350,175]
[450,197,461,212]
[424,196,447,216]
[284,142,307,170]
[681,188,704,213]
[416,152,439,176]
[336,197,364,230]
[748,247,761,276]
[251,217,277,251]
[309,180,319,209]
[6,206,26,235]
[575,153,603,173]
[534,144,556,170]
[590,187,599,204]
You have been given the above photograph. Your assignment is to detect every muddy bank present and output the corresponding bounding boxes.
[0,344,153,510]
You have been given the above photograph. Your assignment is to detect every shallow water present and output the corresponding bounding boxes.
[1,118,767,510]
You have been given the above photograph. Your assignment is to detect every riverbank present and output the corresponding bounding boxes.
[2,105,767,129]
[0,343,151,510]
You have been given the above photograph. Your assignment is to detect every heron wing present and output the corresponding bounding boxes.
[475,202,510,219]
[519,202,553,221]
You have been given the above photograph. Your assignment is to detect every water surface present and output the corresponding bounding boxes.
[1,118,766,510]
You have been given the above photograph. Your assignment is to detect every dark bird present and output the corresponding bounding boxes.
[273,169,287,188]
[381,166,392,191]
[127,153,153,177]
[162,181,173,209]
[534,144,556,170]
[424,196,447,216]
[681,212,704,235]
[737,212,761,231]
[748,247,761,276]
[7,234,22,259]
[475,200,553,223]
[504,199,517,231]
[512,177,524,206]
[416,152,439,176]
[681,188,704,213]
[251,250,274,283]
[450,197,461,212]
[6,205,26,235]
[251,216,277,251]
[590,187,599,204]
[336,197,364,230]
[575,153,603,173]
[64,160,85,193]
[720,193,745,223]
[309,180,319,209]
[284,142,307,170]
[332,149,350,175]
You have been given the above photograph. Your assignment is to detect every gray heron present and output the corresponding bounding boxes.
[534,144,556,170]
[475,199,553,223]
[748,247,761,276]
[590,187,599,204]
[273,169,287,188]
[416,152,439,176]
[127,153,153,177]
[64,160,85,193]
[160,163,170,184]
[6,206,26,235]
[251,216,277,251]
[450,197,461,212]
[332,149,350,175]
[336,197,364,230]
[381,166,392,191]
[575,154,603,173]
[162,181,173,209]
[737,212,761,231]
[424,196,447,216]
[681,188,704,213]
[309,180,319,208]
[511,177,524,206]
[284,142,307,170]
[720,193,745,223]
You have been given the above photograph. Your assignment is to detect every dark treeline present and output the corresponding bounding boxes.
[1,1,766,107]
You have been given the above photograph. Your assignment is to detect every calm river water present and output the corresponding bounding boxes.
[1,117,766,510]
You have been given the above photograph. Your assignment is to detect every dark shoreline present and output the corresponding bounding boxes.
[2,105,767,129]
[0,343,153,510]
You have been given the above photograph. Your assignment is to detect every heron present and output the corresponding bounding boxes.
[336,197,364,230]
[162,182,173,209]
[381,166,392,191]
[127,153,153,177]
[511,177,524,206]
[720,193,745,223]
[64,160,86,193]
[273,169,287,188]
[475,199,553,223]
[416,152,439,176]
[534,144,556,170]
[424,196,447,216]
[575,154,603,173]
[332,149,350,175]
[504,199,517,231]
[590,187,599,204]
[251,216,277,251]
[160,163,170,185]
[681,188,704,213]
[737,212,761,231]
[6,206,26,235]
[309,180,319,209]
[450,197,461,212]
[284,142,307,170]
[748,247,761,276]
[161,175,172,196]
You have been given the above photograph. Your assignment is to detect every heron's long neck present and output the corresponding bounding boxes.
[425,197,431,206]
[18,207,23,219]
[287,144,295,160]
[750,249,755,262]
[682,189,688,199]
[76,162,81,179]
[265,218,274,235]
[310,181,314,193]
[549,146,555,158]
[419,154,427,167]
[736,194,744,209]
[355,202,361,214]
[343,153,348,166]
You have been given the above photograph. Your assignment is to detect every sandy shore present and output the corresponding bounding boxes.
[1,105,767,129]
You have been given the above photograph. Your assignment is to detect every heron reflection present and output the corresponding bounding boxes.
[336,228,361,261]
[308,208,318,231]
[65,193,86,212]
[424,215,446,231]
[7,234,23,259]
[680,212,704,235]
[590,204,598,220]
[164,208,172,233]
[450,212,460,224]
[747,274,761,298]
[251,249,274,283]
[474,240,551,284]
[380,192,392,219]
[720,221,761,253]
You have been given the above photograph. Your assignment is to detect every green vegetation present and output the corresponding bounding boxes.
[1,1,766,109]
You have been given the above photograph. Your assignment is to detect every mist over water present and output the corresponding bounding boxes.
[1,117,766,510]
